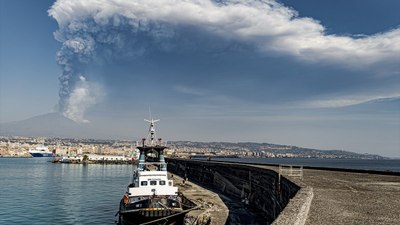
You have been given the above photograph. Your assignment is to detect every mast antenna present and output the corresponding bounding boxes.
[148,106,152,121]
[144,108,159,146]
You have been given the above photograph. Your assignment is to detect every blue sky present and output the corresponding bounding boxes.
[0,0,399,157]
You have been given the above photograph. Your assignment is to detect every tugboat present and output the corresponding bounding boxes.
[118,118,183,225]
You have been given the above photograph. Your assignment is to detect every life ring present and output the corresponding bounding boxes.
[123,194,130,205]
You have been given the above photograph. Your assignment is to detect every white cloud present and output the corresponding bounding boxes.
[64,76,104,123]
[49,0,400,69]
[173,85,207,96]
[301,94,400,108]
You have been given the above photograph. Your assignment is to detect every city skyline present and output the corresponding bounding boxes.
[1,0,399,157]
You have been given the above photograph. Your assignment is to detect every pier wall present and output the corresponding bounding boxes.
[166,158,300,224]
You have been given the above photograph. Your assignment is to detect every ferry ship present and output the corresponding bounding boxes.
[118,118,183,225]
[28,145,54,157]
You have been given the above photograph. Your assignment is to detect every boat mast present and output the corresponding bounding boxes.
[144,118,160,146]
[137,118,167,171]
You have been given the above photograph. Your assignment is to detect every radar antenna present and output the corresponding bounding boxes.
[144,117,160,146]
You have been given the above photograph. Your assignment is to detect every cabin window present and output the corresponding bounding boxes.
[140,181,148,186]
[150,181,157,186]
[159,181,166,185]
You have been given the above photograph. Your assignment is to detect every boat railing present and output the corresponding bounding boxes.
[135,140,168,147]
[139,162,168,171]
[140,162,168,165]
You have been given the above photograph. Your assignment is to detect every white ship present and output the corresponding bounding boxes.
[28,145,54,157]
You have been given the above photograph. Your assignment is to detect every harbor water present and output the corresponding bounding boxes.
[0,158,135,225]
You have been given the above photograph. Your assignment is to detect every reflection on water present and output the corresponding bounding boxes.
[0,158,136,224]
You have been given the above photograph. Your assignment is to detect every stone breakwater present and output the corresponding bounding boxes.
[272,186,313,225]
[166,158,300,224]
[167,158,400,225]
[249,164,400,225]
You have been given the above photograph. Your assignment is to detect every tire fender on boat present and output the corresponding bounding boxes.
[123,193,129,205]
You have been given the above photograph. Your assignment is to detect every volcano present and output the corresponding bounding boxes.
[0,113,138,140]
[0,113,83,138]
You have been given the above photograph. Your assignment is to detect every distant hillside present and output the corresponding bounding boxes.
[0,113,82,137]
[169,141,387,159]
[0,113,138,140]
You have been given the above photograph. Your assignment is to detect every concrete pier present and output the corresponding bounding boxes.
[241,165,400,225]
[243,163,400,225]
[168,158,400,225]
[167,158,300,224]
[301,169,400,225]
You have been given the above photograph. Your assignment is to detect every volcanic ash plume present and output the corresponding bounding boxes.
[49,0,400,123]
[64,76,103,123]
[49,0,176,122]
[54,29,100,123]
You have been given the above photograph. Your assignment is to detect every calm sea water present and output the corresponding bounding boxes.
[211,157,400,172]
[0,158,135,225]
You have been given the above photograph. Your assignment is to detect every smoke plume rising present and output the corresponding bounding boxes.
[49,0,400,122]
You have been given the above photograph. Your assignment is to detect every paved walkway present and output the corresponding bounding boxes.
[302,169,400,225]
[253,164,400,225]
